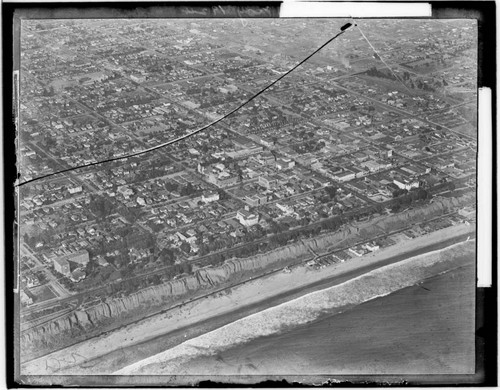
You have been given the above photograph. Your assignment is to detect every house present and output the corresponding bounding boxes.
[401,164,431,176]
[348,246,366,257]
[186,229,197,241]
[236,209,259,227]
[207,172,238,188]
[70,269,86,283]
[295,154,317,166]
[244,194,267,207]
[202,191,220,203]
[259,175,277,189]
[458,207,475,218]
[130,74,146,83]
[218,84,238,94]
[68,185,83,194]
[256,151,275,165]
[97,257,110,267]
[276,202,294,215]
[20,290,33,306]
[259,174,284,189]
[117,185,134,199]
[276,158,295,170]
[25,274,40,288]
[259,138,274,147]
[363,242,380,252]
[361,160,391,173]
[177,231,197,244]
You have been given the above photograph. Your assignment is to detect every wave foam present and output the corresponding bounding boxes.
[115,241,474,375]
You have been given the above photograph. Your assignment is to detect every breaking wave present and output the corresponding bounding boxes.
[115,241,474,375]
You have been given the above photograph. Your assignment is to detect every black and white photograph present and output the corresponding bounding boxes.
[7,2,495,387]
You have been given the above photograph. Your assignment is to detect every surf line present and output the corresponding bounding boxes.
[17,23,354,187]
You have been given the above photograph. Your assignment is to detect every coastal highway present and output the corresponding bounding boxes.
[27,231,474,374]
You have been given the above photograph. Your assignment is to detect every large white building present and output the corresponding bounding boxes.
[334,170,356,182]
[393,178,419,191]
[53,250,90,277]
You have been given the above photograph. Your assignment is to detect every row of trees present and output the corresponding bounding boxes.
[365,66,442,92]
[163,181,201,197]
[194,214,347,268]
[366,66,397,81]
[391,188,432,212]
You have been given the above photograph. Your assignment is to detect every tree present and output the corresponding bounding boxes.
[148,274,162,285]
[43,135,57,148]
[181,182,196,196]
[180,242,191,254]
[198,244,209,256]
[324,186,338,199]
[158,247,175,266]
[391,203,401,212]
[85,258,98,276]
[236,166,244,182]
[217,189,229,200]
[392,188,407,198]
[180,262,192,274]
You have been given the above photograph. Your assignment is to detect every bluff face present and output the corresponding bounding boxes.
[20,194,474,360]
[21,240,313,359]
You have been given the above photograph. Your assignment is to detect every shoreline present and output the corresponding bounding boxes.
[117,237,475,376]
[21,222,475,376]
[174,261,475,380]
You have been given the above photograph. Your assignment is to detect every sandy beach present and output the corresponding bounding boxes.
[170,260,475,381]
[20,222,474,376]
[116,239,474,376]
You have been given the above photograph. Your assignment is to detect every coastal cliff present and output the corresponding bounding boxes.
[20,241,312,358]
[307,195,473,252]
[116,239,476,376]
[20,194,474,360]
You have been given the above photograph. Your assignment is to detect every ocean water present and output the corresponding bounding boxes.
[186,262,475,376]
[117,242,475,376]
